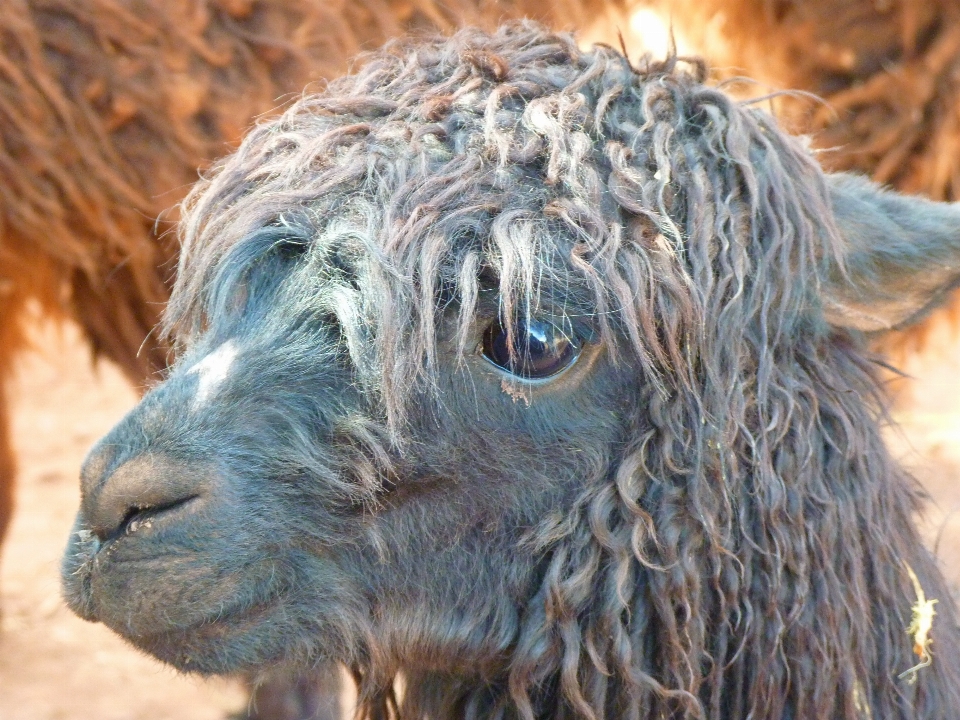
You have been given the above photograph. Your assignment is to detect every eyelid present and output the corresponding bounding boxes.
[480,316,582,381]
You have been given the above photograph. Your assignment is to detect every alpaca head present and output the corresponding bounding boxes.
[63,22,960,719]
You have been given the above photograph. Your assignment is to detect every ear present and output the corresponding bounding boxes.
[822,173,960,332]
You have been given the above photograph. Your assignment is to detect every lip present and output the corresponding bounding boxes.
[62,504,267,631]
[64,548,287,671]
[61,523,104,621]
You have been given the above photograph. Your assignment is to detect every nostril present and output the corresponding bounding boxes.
[81,455,210,541]
[113,495,200,540]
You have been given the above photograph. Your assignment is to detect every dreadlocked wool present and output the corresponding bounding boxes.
[656,0,960,355]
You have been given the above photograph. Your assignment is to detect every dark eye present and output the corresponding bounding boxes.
[481,317,581,380]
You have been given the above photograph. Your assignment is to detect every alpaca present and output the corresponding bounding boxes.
[63,23,960,719]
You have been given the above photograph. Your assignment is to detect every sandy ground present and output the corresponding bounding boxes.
[1,318,959,720]
[0,322,247,720]
[886,323,960,590]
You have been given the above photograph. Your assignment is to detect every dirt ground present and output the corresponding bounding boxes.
[1,317,960,720]
[885,320,960,590]
[0,320,248,720]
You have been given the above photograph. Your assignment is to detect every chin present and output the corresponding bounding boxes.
[62,510,351,675]
[132,601,303,674]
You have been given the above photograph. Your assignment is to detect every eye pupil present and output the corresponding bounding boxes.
[481,317,581,380]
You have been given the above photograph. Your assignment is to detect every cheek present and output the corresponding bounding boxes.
[436,342,629,445]
[403,348,631,507]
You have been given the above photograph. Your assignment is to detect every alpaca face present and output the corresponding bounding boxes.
[62,257,632,674]
[62,23,960,718]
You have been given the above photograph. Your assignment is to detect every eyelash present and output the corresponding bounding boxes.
[480,317,582,380]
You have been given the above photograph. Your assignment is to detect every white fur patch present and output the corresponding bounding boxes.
[187,340,238,409]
